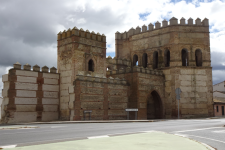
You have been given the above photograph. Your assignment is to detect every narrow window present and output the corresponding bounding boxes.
[153,51,158,69]
[195,49,202,67]
[133,55,138,66]
[142,53,148,68]
[217,106,219,112]
[88,59,94,72]
[181,49,188,66]
[164,50,170,67]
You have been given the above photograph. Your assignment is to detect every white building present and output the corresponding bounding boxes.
[213,81,225,97]
[0,97,2,120]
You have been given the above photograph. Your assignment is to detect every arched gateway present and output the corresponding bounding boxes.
[147,91,163,119]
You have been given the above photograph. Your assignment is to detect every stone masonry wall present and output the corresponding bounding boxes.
[71,74,129,120]
[57,27,106,120]
[163,67,213,118]
[1,63,59,124]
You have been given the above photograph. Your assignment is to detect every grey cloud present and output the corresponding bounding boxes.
[211,51,225,71]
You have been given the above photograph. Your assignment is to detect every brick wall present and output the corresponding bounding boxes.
[71,74,129,120]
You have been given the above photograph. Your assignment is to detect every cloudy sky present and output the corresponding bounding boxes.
[0,0,225,96]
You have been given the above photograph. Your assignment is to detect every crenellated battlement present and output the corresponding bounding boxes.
[12,62,58,73]
[115,17,209,39]
[106,56,131,66]
[106,66,164,76]
[57,27,106,42]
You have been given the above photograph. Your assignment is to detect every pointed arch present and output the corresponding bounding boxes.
[181,49,189,66]
[88,59,94,72]
[142,53,148,68]
[153,51,158,69]
[164,50,170,67]
[133,54,138,66]
[147,90,163,119]
[195,49,202,67]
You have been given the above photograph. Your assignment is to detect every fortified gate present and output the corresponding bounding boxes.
[1,17,214,123]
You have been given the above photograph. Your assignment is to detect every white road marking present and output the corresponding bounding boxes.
[51,126,66,128]
[186,134,225,144]
[174,134,187,137]
[88,135,109,139]
[212,130,225,133]
[0,145,17,148]
[173,127,223,133]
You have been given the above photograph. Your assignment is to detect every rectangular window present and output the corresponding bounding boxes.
[217,106,219,112]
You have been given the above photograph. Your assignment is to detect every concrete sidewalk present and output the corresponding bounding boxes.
[2,132,213,150]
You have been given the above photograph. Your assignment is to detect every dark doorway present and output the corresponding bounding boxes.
[133,54,138,66]
[153,51,158,69]
[222,106,224,116]
[181,49,188,66]
[164,50,170,67]
[147,91,163,119]
[142,53,148,68]
[195,49,202,67]
[88,59,94,72]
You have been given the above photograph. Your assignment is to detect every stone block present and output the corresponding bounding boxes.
[43,91,58,98]
[196,87,208,92]
[60,70,72,77]
[17,76,37,83]
[180,87,192,92]
[43,73,59,79]
[44,78,58,85]
[43,105,58,112]
[60,90,69,96]
[15,98,37,104]
[4,82,10,90]
[196,75,207,81]
[42,98,59,104]
[16,105,36,112]
[2,74,8,82]
[179,75,191,81]
[180,81,191,86]
[42,85,59,92]
[139,103,146,108]
[182,104,195,109]
[61,77,71,83]
[16,70,38,77]
[196,104,207,109]
[42,112,58,121]
[60,83,71,90]
[16,90,36,97]
[15,83,38,90]
[108,96,128,102]
[8,112,37,123]
[60,96,69,103]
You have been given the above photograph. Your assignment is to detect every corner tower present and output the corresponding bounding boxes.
[57,27,106,120]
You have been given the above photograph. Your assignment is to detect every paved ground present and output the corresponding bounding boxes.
[1,132,211,150]
[0,118,224,149]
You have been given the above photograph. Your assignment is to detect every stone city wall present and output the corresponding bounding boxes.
[1,63,59,124]
[70,74,129,120]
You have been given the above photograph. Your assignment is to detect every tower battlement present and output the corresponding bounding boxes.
[115,17,209,39]
[57,27,106,42]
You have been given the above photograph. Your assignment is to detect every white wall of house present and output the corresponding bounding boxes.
[213,81,225,92]
[0,97,2,120]
[213,92,225,98]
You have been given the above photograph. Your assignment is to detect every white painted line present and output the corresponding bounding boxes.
[173,127,223,133]
[212,130,225,133]
[187,134,225,144]
[174,134,187,137]
[0,145,17,148]
[88,135,109,139]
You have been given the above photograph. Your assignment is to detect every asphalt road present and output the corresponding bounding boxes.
[0,119,225,149]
